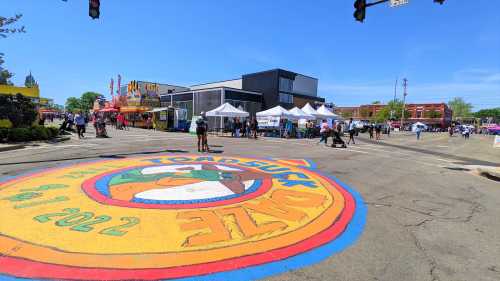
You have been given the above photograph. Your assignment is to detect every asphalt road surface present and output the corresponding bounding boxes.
[0,126,499,281]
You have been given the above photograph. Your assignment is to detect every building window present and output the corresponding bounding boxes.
[279,77,293,92]
[279,92,293,104]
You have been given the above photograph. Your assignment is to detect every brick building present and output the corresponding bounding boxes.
[336,103,453,129]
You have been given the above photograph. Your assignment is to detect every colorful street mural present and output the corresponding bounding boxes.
[0,155,366,281]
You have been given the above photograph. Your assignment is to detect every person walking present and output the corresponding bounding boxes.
[317,120,329,145]
[234,118,241,138]
[245,119,251,138]
[368,124,374,139]
[347,118,356,145]
[74,112,86,139]
[375,124,382,140]
[462,127,470,139]
[415,125,423,140]
[250,117,258,139]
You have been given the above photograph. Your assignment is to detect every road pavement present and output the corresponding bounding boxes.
[0,126,499,281]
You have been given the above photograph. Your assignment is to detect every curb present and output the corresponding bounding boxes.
[0,137,70,153]
[0,145,25,153]
[46,136,71,144]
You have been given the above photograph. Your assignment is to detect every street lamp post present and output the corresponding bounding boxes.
[401,78,408,131]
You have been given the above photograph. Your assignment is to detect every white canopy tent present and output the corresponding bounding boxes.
[289,107,316,120]
[316,104,341,120]
[256,105,294,119]
[301,103,323,119]
[205,102,249,118]
[411,122,428,132]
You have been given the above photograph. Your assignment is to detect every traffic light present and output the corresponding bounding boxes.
[354,0,366,22]
[434,0,445,4]
[89,0,100,19]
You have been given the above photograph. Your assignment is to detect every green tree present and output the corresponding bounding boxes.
[374,99,410,123]
[0,14,25,38]
[372,101,381,104]
[65,97,82,113]
[474,108,500,121]
[24,72,37,87]
[1,14,25,85]
[448,97,473,119]
[0,94,37,127]
[80,92,102,112]
[0,53,13,85]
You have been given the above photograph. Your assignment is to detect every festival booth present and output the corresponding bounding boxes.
[256,106,294,137]
[119,106,152,128]
[316,104,341,128]
[39,109,59,122]
[411,122,428,132]
[206,103,249,135]
[289,107,316,138]
[147,107,188,132]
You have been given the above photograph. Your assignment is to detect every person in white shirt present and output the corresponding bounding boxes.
[347,118,356,145]
[317,120,329,145]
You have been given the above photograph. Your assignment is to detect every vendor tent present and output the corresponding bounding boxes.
[316,105,340,120]
[411,122,428,132]
[289,107,316,120]
[206,102,249,117]
[301,103,322,119]
[256,105,293,119]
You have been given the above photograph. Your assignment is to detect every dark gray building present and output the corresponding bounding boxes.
[242,69,324,109]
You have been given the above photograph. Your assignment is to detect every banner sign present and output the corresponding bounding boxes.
[257,116,280,129]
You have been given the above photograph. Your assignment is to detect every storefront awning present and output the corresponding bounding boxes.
[120,106,152,113]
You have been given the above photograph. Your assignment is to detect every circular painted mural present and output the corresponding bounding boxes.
[0,154,366,281]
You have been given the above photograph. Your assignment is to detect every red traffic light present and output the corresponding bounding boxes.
[89,0,100,19]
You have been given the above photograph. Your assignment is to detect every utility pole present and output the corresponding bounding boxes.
[401,78,408,130]
[390,77,398,120]
[393,77,398,102]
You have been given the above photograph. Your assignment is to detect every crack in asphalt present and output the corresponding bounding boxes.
[367,185,486,281]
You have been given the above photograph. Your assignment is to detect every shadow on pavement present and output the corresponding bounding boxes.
[0,149,189,166]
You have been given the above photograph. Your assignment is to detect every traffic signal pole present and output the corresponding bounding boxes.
[365,0,390,7]
[355,0,445,22]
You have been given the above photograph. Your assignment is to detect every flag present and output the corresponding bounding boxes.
[117,74,121,96]
[110,78,114,97]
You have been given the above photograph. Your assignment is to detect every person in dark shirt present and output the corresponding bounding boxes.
[196,112,209,152]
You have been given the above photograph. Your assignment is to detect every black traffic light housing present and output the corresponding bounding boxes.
[434,0,445,4]
[89,0,100,19]
[354,0,367,22]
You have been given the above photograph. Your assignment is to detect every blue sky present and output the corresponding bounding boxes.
[2,0,499,110]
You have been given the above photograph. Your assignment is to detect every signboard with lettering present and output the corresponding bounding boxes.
[390,0,409,7]
[257,116,280,129]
